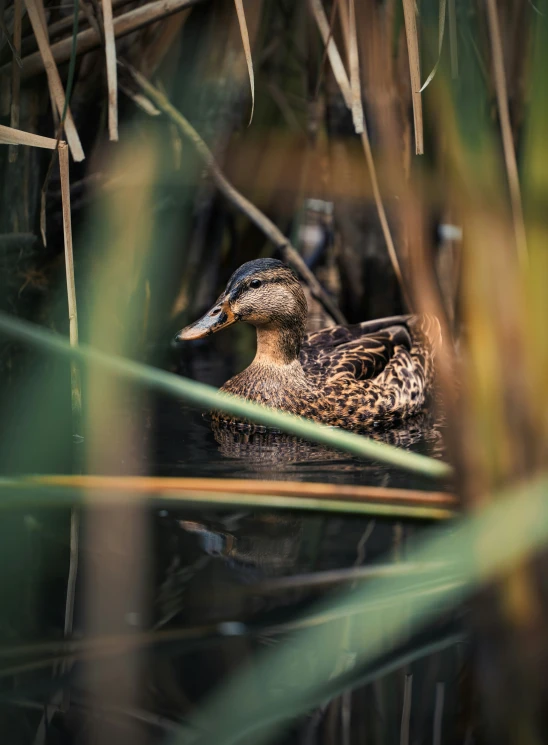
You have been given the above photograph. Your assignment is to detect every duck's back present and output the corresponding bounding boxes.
[298,314,440,428]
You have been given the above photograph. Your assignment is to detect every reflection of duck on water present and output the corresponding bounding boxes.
[210,411,445,467]
[177,259,441,430]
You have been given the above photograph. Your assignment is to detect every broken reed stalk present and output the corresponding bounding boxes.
[311,0,411,309]
[0,311,452,478]
[23,0,84,160]
[401,0,424,154]
[102,0,119,140]
[485,0,528,267]
[128,66,347,325]
[8,0,206,79]
[0,123,57,148]
[8,0,22,163]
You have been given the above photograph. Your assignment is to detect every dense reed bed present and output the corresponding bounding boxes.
[0,0,547,743]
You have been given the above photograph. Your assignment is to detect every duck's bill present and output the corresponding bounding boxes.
[176,299,238,341]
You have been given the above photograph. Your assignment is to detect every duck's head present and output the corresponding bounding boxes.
[176,259,308,362]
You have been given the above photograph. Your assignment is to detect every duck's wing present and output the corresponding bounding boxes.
[303,315,412,351]
[301,322,412,382]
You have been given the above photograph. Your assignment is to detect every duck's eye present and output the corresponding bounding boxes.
[250,279,262,289]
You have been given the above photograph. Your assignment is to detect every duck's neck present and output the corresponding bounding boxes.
[253,321,305,366]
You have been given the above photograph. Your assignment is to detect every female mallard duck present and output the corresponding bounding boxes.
[176,259,440,429]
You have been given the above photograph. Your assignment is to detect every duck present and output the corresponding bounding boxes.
[176,259,441,430]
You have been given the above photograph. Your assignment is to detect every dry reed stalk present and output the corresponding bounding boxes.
[347,0,364,133]
[127,64,347,325]
[102,0,119,140]
[23,0,84,160]
[10,0,206,79]
[233,0,254,124]
[0,123,56,148]
[485,0,528,267]
[401,0,424,154]
[8,0,22,163]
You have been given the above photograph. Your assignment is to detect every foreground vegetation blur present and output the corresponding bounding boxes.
[1,0,548,743]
